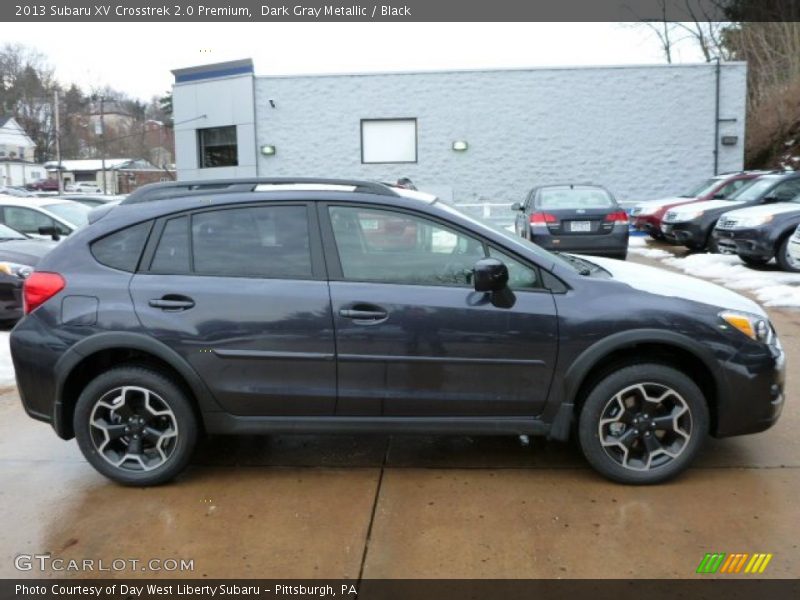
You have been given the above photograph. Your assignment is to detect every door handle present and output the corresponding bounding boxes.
[148,295,195,311]
[339,307,388,320]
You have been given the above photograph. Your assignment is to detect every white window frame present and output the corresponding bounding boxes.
[360,118,418,164]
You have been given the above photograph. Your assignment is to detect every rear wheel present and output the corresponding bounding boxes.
[578,364,708,484]
[776,235,800,272]
[74,366,198,486]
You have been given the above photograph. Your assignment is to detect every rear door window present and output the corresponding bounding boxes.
[151,216,190,273]
[191,205,312,279]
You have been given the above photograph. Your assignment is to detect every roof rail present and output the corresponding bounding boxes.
[121,177,398,205]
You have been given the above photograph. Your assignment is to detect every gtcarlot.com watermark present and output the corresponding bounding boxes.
[14,553,194,573]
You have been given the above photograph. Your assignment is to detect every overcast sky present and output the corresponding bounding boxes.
[3,22,706,101]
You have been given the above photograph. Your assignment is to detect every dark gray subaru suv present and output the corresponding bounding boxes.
[10,179,785,486]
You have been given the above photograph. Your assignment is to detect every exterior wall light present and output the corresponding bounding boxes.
[721,136,738,146]
[261,145,277,156]
[452,141,468,152]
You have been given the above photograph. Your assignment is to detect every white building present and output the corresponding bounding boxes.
[171,59,747,226]
[0,115,45,187]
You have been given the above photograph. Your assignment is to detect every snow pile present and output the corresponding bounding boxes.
[661,253,800,308]
[0,332,15,386]
[627,236,674,259]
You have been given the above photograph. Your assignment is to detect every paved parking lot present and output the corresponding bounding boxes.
[0,250,798,580]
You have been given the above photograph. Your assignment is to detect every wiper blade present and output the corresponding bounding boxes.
[554,252,592,276]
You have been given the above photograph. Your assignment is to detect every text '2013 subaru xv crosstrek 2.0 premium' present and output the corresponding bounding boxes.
[10,179,786,486]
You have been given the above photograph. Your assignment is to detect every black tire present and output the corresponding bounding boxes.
[74,366,198,486]
[647,231,664,241]
[740,255,770,268]
[614,251,628,261]
[578,364,708,485]
[775,235,800,273]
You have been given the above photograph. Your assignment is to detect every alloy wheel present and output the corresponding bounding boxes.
[89,386,179,472]
[597,382,692,471]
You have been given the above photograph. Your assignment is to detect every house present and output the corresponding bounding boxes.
[43,158,175,194]
[0,115,46,187]
[171,58,747,227]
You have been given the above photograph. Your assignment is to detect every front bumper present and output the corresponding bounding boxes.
[633,215,663,235]
[714,339,786,437]
[660,220,708,247]
[713,227,774,259]
[0,277,24,322]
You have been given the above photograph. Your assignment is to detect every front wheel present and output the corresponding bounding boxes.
[74,366,199,486]
[578,364,708,484]
[776,235,800,272]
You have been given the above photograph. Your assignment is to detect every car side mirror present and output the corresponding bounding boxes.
[763,195,779,203]
[38,226,61,241]
[713,193,725,199]
[473,258,509,292]
[511,202,522,212]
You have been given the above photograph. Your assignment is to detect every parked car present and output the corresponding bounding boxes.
[788,225,800,267]
[661,171,800,251]
[25,179,59,192]
[713,192,800,271]
[0,195,91,240]
[512,184,629,259]
[10,178,784,486]
[58,194,125,208]
[0,186,35,198]
[631,172,765,240]
[65,182,104,194]
[0,223,57,323]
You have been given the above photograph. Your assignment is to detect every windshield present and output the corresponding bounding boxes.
[44,202,91,227]
[728,177,778,202]
[0,223,27,240]
[536,187,614,209]
[434,201,584,275]
[681,178,719,198]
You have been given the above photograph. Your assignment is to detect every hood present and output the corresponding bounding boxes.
[631,197,688,214]
[0,238,58,265]
[717,202,800,220]
[580,255,767,317]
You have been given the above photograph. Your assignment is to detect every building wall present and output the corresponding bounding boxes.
[174,62,747,226]
[0,161,45,186]
[173,71,258,180]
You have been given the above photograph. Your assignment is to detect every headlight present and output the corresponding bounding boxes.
[736,214,773,228]
[670,209,705,222]
[720,310,774,344]
[633,204,659,216]
[0,262,33,279]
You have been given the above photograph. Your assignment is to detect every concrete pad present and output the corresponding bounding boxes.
[0,461,378,579]
[363,468,800,579]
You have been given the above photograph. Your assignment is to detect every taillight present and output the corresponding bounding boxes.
[530,212,557,224]
[605,211,629,224]
[23,272,65,315]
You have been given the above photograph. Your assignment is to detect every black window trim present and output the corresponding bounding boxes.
[89,220,155,273]
[317,201,551,293]
[197,125,239,169]
[359,117,418,165]
[139,201,326,281]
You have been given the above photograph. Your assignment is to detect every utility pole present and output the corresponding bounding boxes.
[54,89,63,194]
[100,96,107,195]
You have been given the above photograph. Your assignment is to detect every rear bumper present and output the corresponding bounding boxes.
[530,227,629,256]
[713,227,775,259]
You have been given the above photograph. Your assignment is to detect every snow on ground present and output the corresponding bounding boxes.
[0,331,14,386]
[630,238,800,309]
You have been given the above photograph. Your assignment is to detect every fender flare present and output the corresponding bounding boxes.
[547,329,725,441]
[52,331,222,438]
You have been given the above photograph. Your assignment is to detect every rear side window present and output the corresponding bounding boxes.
[90,221,152,272]
[147,205,313,279]
[151,217,190,273]
[192,205,311,279]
